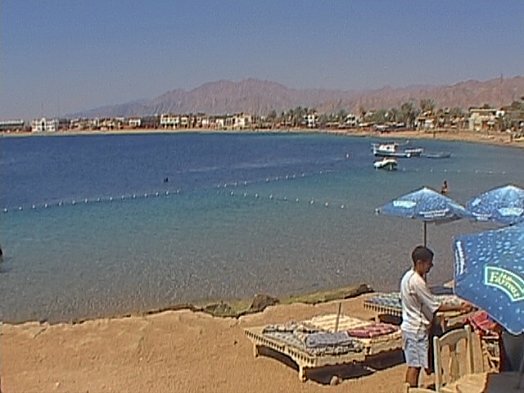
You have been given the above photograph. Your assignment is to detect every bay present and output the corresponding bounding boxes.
[0,133,522,323]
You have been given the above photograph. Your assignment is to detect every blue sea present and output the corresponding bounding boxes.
[1,132,523,323]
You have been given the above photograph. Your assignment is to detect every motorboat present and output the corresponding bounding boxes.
[372,142,423,158]
[373,158,398,171]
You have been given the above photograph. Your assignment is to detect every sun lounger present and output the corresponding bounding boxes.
[244,314,402,381]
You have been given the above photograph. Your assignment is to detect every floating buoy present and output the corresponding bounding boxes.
[269,194,273,199]
[144,194,148,198]
[176,189,180,194]
[230,191,234,196]
[32,205,36,209]
[310,200,314,204]
[283,196,287,201]
[341,205,345,209]
[85,198,88,203]
[295,198,299,202]
[255,193,259,198]
[244,181,247,185]
[121,195,125,200]
[155,192,159,196]
[285,175,289,179]
[3,208,7,213]
[109,197,113,201]
[166,191,169,195]
[243,193,247,197]
[18,206,23,211]
[265,178,269,182]
[59,201,63,206]
[324,202,329,207]
[72,200,76,205]
[44,204,48,208]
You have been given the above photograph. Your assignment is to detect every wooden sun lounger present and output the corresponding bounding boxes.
[244,314,403,382]
[244,326,366,382]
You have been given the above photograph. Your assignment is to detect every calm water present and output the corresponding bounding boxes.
[1,133,523,323]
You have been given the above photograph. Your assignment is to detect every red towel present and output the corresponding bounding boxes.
[468,311,498,335]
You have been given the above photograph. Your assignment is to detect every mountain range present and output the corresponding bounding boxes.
[71,76,524,118]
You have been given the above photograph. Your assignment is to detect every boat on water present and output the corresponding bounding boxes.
[372,142,423,158]
[421,152,452,159]
[373,158,398,171]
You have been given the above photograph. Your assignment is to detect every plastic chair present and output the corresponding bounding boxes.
[433,325,474,392]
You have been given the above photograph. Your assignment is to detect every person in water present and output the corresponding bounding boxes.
[440,180,448,195]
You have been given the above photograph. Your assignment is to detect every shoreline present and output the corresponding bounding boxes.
[1,283,373,327]
[2,127,524,149]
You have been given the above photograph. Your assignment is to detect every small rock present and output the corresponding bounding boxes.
[330,376,341,386]
[249,294,279,313]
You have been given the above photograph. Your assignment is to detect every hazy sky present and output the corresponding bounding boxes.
[1,0,523,119]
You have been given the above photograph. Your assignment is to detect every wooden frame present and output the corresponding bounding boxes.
[244,326,366,382]
[433,325,474,392]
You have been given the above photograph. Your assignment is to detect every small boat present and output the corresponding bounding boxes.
[422,152,452,159]
[374,158,398,171]
[372,142,423,158]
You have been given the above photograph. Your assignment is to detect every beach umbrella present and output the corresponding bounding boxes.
[466,184,524,226]
[453,223,524,335]
[376,187,469,246]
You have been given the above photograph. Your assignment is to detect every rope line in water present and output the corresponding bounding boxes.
[221,189,347,210]
[2,166,514,214]
[2,189,182,214]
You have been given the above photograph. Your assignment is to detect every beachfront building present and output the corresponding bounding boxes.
[140,115,160,129]
[305,113,318,128]
[31,117,59,132]
[415,114,436,130]
[231,113,252,129]
[0,119,25,132]
[344,114,359,128]
[160,114,180,129]
[468,107,497,131]
[128,117,142,128]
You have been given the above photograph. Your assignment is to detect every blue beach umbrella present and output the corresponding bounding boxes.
[453,223,524,335]
[466,184,524,226]
[376,187,469,246]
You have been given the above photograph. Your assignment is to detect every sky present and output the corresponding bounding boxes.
[1,0,523,120]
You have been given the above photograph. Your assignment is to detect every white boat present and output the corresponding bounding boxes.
[373,158,398,171]
[372,142,423,158]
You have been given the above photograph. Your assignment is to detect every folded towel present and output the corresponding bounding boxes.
[305,331,354,348]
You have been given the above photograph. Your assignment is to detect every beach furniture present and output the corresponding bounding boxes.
[433,325,475,392]
[244,313,402,382]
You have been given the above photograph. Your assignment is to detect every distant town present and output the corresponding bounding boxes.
[1,98,524,137]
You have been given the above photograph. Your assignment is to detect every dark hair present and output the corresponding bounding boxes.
[411,245,434,265]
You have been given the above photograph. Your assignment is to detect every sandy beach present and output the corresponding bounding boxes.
[0,292,487,393]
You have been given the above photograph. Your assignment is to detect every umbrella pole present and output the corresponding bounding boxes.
[424,222,427,247]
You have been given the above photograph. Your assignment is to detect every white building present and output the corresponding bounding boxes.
[160,114,180,128]
[31,117,58,132]
[305,113,318,128]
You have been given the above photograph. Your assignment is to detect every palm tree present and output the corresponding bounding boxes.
[420,98,435,114]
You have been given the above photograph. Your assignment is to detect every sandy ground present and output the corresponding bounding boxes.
[0,294,486,393]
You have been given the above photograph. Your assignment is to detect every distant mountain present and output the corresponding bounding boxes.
[70,76,524,118]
